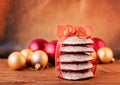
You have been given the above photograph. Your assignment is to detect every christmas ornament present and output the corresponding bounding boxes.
[8,52,26,70]
[44,40,58,64]
[92,38,106,51]
[31,50,48,68]
[21,49,33,65]
[97,47,115,63]
[90,51,98,60]
[28,39,48,51]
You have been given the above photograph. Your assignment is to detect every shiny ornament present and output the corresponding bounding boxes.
[28,39,48,51]
[97,47,114,63]
[8,52,26,70]
[31,50,48,68]
[90,51,98,60]
[21,49,33,65]
[92,38,106,51]
[44,40,58,65]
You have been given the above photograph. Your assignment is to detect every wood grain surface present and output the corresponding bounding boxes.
[0,59,120,85]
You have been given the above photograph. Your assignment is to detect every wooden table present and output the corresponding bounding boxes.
[0,59,120,85]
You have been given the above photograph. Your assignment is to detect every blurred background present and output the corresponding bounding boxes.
[0,0,120,58]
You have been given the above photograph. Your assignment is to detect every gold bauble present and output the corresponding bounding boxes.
[97,47,114,63]
[8,52,26,70]
[31,50,48,68]
[21,49,33,65]
[90,51,98,60]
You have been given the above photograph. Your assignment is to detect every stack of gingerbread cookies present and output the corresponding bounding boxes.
[58,36,94,80]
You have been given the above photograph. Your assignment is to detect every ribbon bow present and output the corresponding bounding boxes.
[56,24,93,39]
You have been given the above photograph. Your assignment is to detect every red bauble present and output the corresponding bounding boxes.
[28,39,48,51]
[92,38,106,51]
[44,40,58,64]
